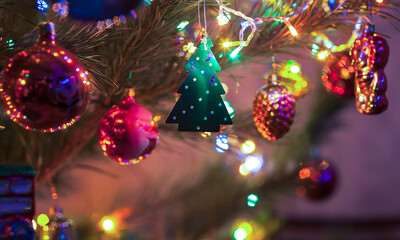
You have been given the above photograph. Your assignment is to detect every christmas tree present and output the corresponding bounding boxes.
[0,0,399,239]
[166,32,232,132]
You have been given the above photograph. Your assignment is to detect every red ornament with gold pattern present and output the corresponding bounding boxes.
[253,74,296,141]
[350,23,389,114]
[0,22,91,132]
[98,90,159,165]
[322,51,355,98]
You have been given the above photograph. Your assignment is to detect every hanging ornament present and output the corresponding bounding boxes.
[51,0,143,21]
[46,207,78,240]
[0,22,91,132]
[98,90,159,165]
[322,51,355,98]
[350,23,389,114]
[298,158,336,200]
[253,74,296,141]
[265,60,312,99]
[166,29,233,132]
[0,165,35,239]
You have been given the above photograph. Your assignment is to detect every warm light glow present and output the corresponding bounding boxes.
[102,217,115,232]
[239,163,250,176]
[317,50,330,60]
[376,0,383,3]
[240,140,256,154]
[234,228,247,240]
[37,214,49,226]
[32,220,37,230]
[299,168,311,179]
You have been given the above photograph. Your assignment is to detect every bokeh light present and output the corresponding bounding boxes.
[215,134,229,153]
[102,217,115,232]
[37,214,49,226]
[244,154,264,174]
[233,228,247,240]
[239,163,250,176]
[240,140,256,154]
[247,194,259,207]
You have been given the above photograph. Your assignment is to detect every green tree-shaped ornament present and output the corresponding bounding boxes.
[166,32,232,132]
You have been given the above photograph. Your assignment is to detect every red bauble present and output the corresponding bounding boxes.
[350,24,390,115]
[253,77,296,141]
[298,159,336,200]
[0,22,90,132]
[98,94,159,165]
[322,51,355,98]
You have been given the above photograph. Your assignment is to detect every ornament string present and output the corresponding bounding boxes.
[215,0,313,57]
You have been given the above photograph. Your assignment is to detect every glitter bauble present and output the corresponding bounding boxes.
[298,159,336,200]
[322,51,355,98]
[47,207,78,240]
[350,24,390,115]
[98,94,159,165]
[253,81,296,141]
[0,22,90,132]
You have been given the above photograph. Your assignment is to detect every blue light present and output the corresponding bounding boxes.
[37,0,49,11]
[215,134,229,153]
[244,154,264,174]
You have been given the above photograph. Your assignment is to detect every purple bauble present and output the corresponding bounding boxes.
[0,22,90,132]
[98,94,159,165]
[298,159,336,200]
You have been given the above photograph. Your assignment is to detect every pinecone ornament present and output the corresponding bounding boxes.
[253,75,296,141]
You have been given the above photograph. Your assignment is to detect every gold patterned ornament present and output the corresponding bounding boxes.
[253,74,296,141]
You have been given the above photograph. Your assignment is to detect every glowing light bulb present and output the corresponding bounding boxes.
[317,50,330,61]
[244,154,264,174]
[177,21,189,31]
[241,140,256,154]
[217,12,232,25]
[233,228,247,240]
[239,163,250,176]
[102,218,115,232]
[37,214,49,226]
[247,194,259,207]
[215,134,229,153]
[32,220,37,230]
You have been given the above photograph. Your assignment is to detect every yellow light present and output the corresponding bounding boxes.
[288,25,298,37]
[239,163,250,176]
[317,50,330,61]
[43,226,49,231]
[37,214,49,226]
[376,0,383,3]
[241,140,256,154]
[223,41,232,48]
[102,217,115,232]
[290,65,301,74]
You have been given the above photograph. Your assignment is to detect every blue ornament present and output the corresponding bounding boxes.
[8,218,35,240]
[57,0,143,21]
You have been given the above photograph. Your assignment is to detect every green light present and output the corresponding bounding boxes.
[218,53,224,58]
[229,48,240,59]
[144,0,152,5]
[324,40,334,49]
[177,21,189,31]
[233,228,247,240]
[247,194,259,207]
[311,43,319,50]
